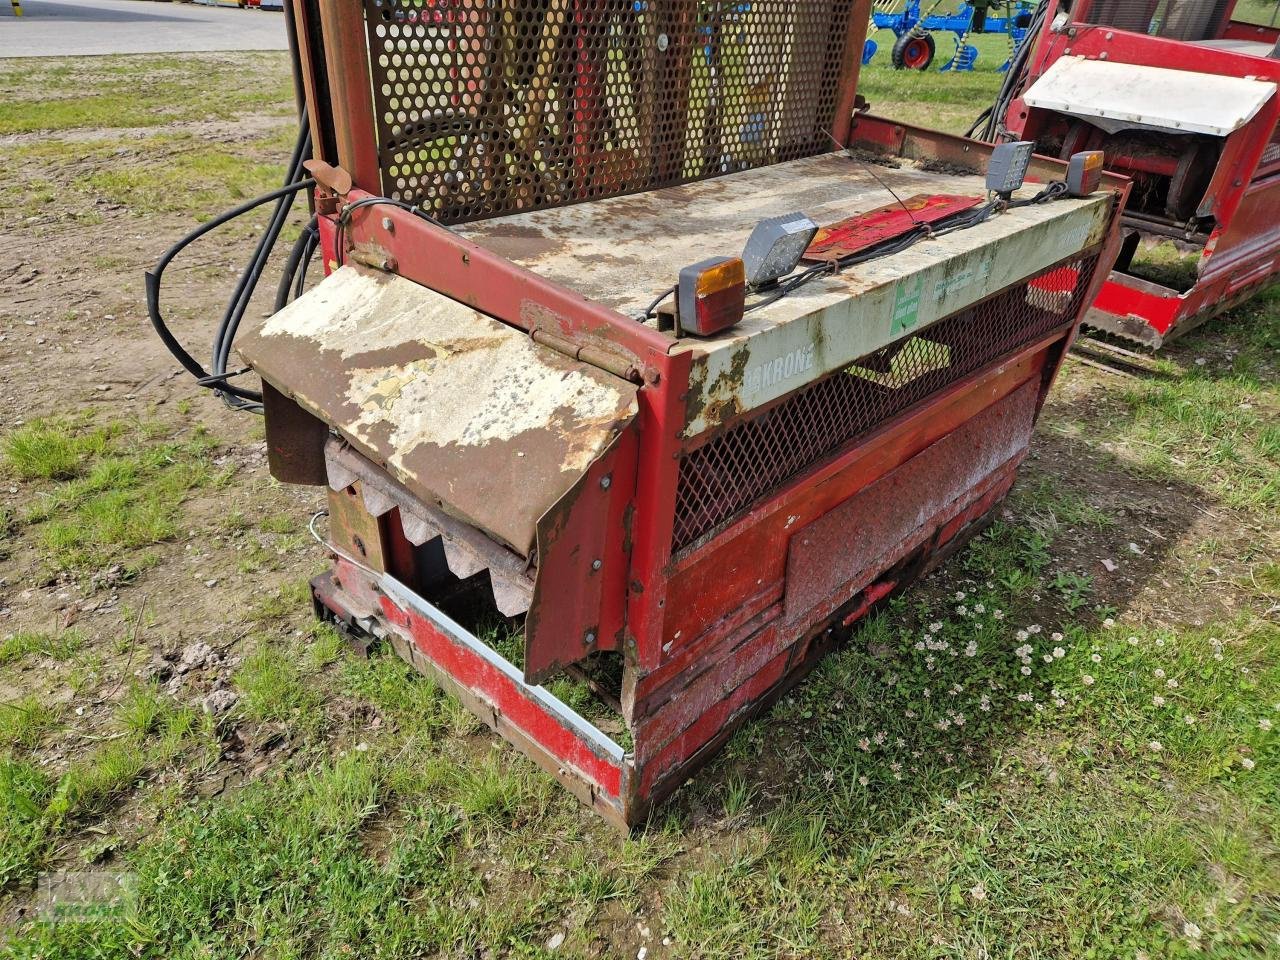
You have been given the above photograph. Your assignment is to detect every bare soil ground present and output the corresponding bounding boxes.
[1,52,1277,960]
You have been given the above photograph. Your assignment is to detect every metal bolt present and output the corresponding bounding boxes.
[584,631,597,646]
[591,559,603,571]
[381,216,394,233]
[600,475,612,490]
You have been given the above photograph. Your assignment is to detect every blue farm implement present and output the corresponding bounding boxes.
[864,0,1037,71]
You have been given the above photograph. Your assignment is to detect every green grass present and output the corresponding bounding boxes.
[0,54,293,136]
[0,629,84,666]
[858,29,1010,133]
[4,418,228,574]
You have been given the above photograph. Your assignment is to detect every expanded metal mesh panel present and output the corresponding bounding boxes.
[364,0,859,224]
[671,254,1100,551]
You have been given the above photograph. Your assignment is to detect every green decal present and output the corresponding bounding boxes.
[891,275,923,336]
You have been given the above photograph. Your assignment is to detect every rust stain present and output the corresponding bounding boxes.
[239,265,639,556]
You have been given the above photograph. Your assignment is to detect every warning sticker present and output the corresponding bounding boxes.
[891,275,923,336]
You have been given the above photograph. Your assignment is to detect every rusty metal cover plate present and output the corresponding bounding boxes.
[364,0,861,224]
[783,378,1040,624]
[237,265,639,557]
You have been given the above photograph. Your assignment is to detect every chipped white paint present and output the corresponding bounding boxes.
[346,344,627,474]
[259,267,632,473]
[239,266,638,554]
[680,197,1111,435]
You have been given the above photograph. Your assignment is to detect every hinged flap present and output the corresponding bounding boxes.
[238,265,639,557]
[1022,56,1276,137]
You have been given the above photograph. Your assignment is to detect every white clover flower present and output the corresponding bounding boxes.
[956,605,968,617]
[1259,718,1272,731]
[1103,618,1116,629]
[954,591,966,601]
[1016,630,1029,642]
[1240,757,1255,770]
[1091,653,1102,664]
[969,883,987,902]
[974,604,985,614]
[1148,740,1163,752]
[1028,625,1042,635]
[1155,638,1165,648]
[1153,695,1165,707]
[1127,636,1139,646]
[1082,675,1095,686]
[914,640,926,651]
[1053,647,1066,659]
[1053,697,1066,708]
[858,775,869,787]
[858,738,871,751]
[874,731,887,745]
[954,714,965,727]
[929,622,943,633]
[1017,692,1033,703]
[1154,668,1166,679]
[1021,666,1032,676]
[1050,632,1063,643]
[979,695,991,712]
[1184,715,1196,726]
[1043,654,1054,664]
[993,610,1005,620]
[1183,922,1202,940]
[965,641,978,658]
[1167,679,1179,689]
[1212,652,1224,661]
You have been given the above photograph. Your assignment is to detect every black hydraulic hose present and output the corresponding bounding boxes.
[967,0,1049,142]
[210,119,313,401]
[145,177,316,404]
[275,217,319,312]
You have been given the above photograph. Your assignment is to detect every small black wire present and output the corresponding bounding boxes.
[334,195,445,266]
[640,285,677,321]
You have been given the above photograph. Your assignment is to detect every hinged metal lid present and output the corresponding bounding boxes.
[237,265,639,557]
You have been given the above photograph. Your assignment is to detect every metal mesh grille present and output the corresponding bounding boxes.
[364,0,858,224]
[671,255,1100,552]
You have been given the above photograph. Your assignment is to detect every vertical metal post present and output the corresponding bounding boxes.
[315,0,382,192]
[832,0,874,146]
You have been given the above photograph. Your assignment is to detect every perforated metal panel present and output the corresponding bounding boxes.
[364,0,860,224]
[671,254,1101,551]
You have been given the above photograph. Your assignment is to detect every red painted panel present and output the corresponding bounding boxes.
[376,593,625,798]
[803,195,983,263]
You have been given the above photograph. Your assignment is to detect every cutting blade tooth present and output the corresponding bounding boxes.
[398,510,441,547]
[326,459,359,492]
[491,576,534,617]
[441,538,487,579]
[361,485,396,519]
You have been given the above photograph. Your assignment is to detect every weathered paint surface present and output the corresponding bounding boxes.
[239,265,639,556]
[457,150,1110,435]
[678,196,1111,435]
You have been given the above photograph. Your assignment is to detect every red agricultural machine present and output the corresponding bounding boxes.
[974,0,1280,346]
[149,0,1128,827]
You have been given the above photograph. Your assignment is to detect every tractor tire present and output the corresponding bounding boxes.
[892,32,937,70]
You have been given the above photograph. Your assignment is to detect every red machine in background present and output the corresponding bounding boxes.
[978,0,1280,346]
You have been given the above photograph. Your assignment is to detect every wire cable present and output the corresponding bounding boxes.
[145,176,316,404]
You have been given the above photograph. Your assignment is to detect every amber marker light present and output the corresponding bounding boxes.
[677,257,747,337]
[1067,151,1105,197]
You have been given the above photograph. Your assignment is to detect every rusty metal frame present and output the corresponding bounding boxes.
[263,7,1133,827]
